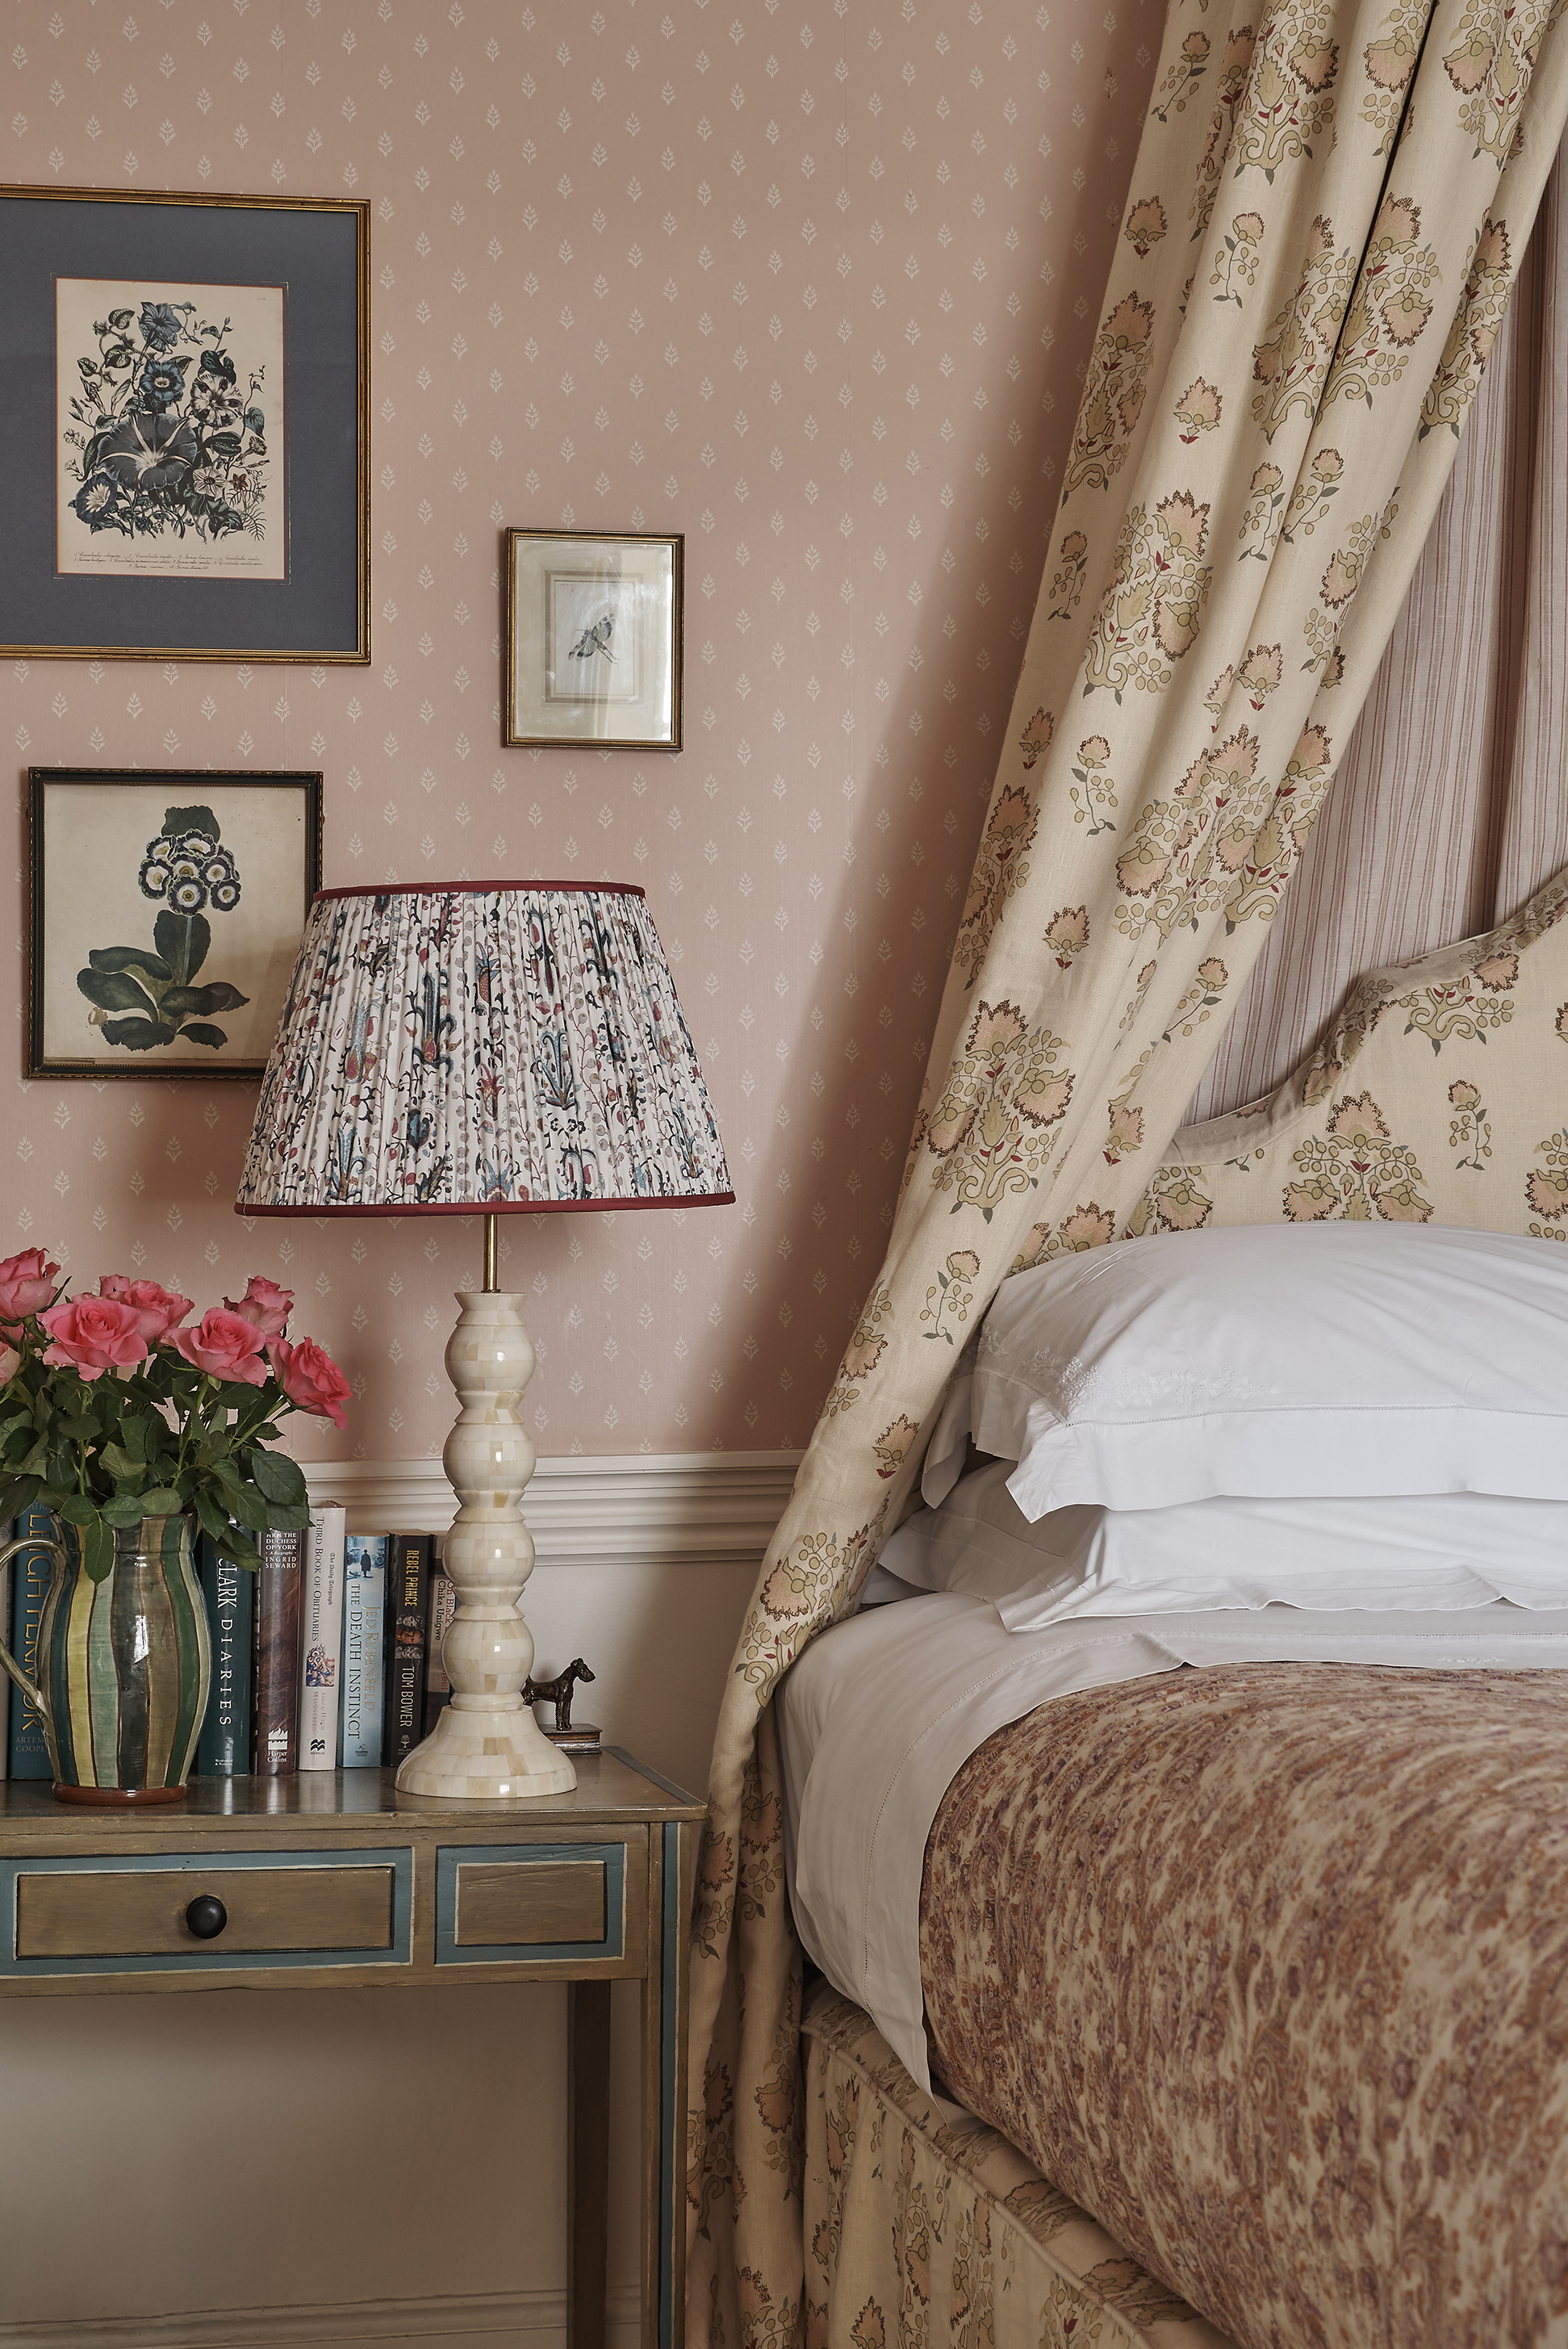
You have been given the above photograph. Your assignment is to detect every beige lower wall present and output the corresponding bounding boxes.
[0,1462,786,2339]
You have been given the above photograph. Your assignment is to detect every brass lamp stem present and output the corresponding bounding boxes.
[483,1211,500,1292]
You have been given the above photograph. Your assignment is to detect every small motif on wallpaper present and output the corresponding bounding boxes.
[29,768,323,1082]
[56,278,285,584]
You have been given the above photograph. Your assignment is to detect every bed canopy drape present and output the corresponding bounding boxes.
[686,0,1568,2330]
[1191,144,1568,1120]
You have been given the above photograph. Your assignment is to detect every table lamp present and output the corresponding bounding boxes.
[236,880,733,1800]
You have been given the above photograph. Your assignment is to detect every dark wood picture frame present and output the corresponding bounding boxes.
[29,768,323,1081]
[504,529,684,751]
[0,183,370,664]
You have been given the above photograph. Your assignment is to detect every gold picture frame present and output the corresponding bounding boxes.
[0,183,370,664]
[504,529,684,750]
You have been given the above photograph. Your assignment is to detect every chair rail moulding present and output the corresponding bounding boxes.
[302,1451,804,1568]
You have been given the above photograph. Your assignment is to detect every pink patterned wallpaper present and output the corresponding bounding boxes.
[3,0,1156,1461]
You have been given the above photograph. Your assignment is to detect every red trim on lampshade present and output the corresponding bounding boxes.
[236,1189,735,1217]
[312,878,649,902]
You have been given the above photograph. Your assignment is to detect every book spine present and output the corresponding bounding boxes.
[382,1532,433,1769]
[251,1529,303,1776]
[338,1535,388,1768]
[0,1523,11,1781]
[298,1505,347,1770]
[7,1504,57,1780]
[422,1568,457,1740]
[197,1537,255,1777]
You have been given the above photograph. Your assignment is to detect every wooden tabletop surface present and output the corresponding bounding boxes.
[0,1748,706,1842]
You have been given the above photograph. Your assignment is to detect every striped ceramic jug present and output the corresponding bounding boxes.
[0,1514,211,1804]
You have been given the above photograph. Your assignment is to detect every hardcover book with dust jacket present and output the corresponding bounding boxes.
[298,1505,347,1771]
[338,1533,387,1769]
[382,1531,432,1770]
[252,1528,303,1777]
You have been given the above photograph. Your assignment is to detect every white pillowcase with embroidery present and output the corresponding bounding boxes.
[968,1223,1568,1520]
[879,1460,1568,1631]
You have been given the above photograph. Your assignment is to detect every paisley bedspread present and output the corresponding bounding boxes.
[919,1663,1568,2349]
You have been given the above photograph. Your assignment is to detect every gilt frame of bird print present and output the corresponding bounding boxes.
[504,527,684,750]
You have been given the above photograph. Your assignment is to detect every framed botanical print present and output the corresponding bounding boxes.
[29,769,324,1079]
[0,185,369,662]
[504,529,683,749]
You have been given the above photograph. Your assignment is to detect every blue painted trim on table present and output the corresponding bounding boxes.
[433,1840,625,1966]
[660,1819,680,2349]
[0,1844,413,1978]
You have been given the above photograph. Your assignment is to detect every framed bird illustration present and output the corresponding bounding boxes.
[504,527,684,749]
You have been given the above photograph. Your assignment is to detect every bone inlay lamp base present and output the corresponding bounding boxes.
[395,1283,575,1802]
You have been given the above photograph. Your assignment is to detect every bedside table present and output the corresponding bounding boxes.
[0,1746,705,2349]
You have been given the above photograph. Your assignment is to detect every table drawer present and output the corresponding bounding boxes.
[1,1848,414,1978]
[435,1833,646,1970]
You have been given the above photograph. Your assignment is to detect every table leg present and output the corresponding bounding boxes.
[644,1818,700,2349]
[568,1978,613,2349]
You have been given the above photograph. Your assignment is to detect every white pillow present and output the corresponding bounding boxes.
[970,1224,1568,1520]
[879,1460,1568,1632]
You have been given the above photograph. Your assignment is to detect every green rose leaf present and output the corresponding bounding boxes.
[192,1484,233,1550]
[222,1531,264,1573]
[0,1476,42,1517]
[102,1493,148,1529]
[82,1515,115,1584]
[119,1415,153,1463]
[249,1450,307,1507]
[218,1478,270,1533]
[266,1498,312,1532]
[99,1442,145,1484]
[136,1487,185,1517]
[53,1494,94,1526]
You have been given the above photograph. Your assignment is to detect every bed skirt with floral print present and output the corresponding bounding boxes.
[920,1663,1568,2349]
[801,1978,1239,2349]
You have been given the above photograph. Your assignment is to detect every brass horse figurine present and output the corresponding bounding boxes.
[524,1656,596,1734]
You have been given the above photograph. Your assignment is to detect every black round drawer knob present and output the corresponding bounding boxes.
[185,1894,228,1941]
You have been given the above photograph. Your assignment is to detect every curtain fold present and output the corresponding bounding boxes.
[687,0,1568,2337]
[1189,138,1568,1121]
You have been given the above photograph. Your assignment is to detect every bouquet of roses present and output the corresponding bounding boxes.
[0,1250,351,1580]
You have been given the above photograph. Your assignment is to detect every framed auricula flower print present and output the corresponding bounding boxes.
[0,185,368,663]
[28,768,323,1079]
[504,528,684,749]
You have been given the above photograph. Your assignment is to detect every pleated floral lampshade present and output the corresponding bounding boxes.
[236,880,732,1215]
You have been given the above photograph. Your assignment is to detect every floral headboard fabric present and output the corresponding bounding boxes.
[1108,862,1568,1246]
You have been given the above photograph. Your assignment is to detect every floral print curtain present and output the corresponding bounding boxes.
[687,0,1568,2334]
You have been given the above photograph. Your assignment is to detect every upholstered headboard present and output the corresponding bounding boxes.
[1120,863,1568,1243]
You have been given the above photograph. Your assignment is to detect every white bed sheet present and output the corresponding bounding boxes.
[776,1592,1568,2096]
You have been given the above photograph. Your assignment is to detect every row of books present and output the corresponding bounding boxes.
[2,1502,456,1781]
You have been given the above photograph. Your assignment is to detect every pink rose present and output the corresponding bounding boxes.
[172,1307,270,1387]
[39,1295,148,1382]
[0,1248,61,1334]
[0,1343,19,1385]
[98,1276,194,1342]
[224,1275,294,1342]
[273,1336,352,1430]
